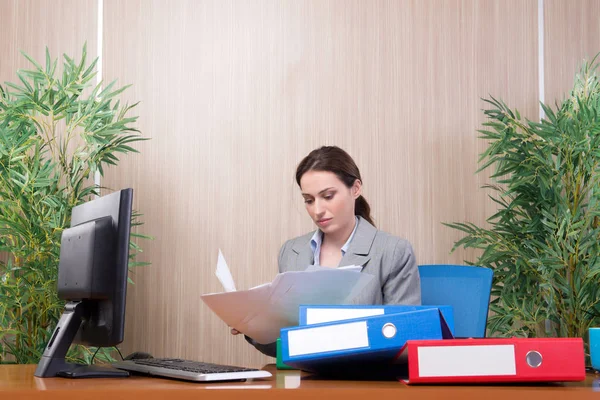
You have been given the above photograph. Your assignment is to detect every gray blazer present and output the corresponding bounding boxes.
[247,216,421,356]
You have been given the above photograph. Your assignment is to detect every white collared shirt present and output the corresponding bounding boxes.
[310,217,359,267]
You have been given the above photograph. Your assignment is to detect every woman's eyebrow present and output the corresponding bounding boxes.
[301,187,335,196]
[318,187,335,194]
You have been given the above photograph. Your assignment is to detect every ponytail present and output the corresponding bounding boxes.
[355,195,375,226]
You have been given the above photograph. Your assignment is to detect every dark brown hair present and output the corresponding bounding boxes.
[295,146,374,226]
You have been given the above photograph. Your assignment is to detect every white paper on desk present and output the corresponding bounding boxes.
[201,258,374,344]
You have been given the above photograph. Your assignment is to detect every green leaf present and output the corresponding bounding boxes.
[20,50,44,72]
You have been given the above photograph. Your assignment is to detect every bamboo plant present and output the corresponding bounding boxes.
[446,56,600,342]
[0,45,149,364]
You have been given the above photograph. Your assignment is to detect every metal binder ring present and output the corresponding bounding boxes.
[382,323,397,338]
[525,351,543,368]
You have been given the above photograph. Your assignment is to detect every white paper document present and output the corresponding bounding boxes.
[215,249,236,292]
[201,252,374,344]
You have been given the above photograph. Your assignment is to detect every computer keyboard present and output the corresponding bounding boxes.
[113,358,272,382]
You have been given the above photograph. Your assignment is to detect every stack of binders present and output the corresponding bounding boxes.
[279,305,587,383]
[280,305,454,376]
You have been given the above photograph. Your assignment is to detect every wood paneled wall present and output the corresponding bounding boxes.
[545,0,600,105]
[0,0,97,81]
[2,0,598,368]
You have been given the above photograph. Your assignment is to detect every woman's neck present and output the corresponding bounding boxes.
[323,217,357,249]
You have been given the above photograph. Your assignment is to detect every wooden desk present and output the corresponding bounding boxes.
[1,364,598,400]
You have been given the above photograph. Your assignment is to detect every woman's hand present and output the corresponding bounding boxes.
[230,328,241,335]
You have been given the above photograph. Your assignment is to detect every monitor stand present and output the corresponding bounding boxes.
[34,301,129,378]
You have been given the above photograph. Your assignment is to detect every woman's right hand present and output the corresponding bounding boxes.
[230,328,241,335]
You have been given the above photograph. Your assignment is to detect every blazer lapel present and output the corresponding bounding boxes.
[291,236,315,271]
[290,218,377,270]
[339,217,377,268]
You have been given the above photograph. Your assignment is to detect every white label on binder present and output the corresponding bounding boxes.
[418,345,517,377]
[287,321,369,356]
[306,308,385,325]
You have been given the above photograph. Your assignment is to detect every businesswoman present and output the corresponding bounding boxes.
[238,145,421,356]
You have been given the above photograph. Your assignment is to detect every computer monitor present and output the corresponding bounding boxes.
[34,188,133,378]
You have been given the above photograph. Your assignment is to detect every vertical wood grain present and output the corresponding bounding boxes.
[544,0,600,105]
[0,0,97,83]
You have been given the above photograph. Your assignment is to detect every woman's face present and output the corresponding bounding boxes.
[299,170,361,235]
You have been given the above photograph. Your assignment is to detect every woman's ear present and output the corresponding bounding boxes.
[352,179,362,199]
